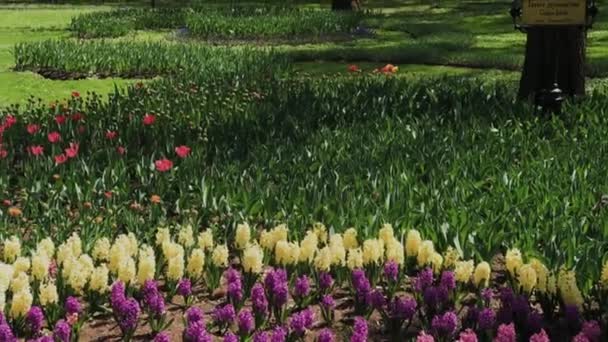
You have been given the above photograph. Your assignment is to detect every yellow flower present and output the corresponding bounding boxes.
[92,238,111,262]
[109,243,128,275]
[347,248,363,270]
[405,230,422,258]
[31,254,50,281]
[299,231,318,263]
[557,268,583,308]
[0,293,4,311]
[518,263,537,293]
[212,245,229,268]
[313,222,328,244]
[13,257,30,275]
[178,224,195,248]
[39,282,59,306]
[127,233,138,257]
[3,236,21,263]
[274,240,301,266]
[11,272,30,293]
[79,254,94,276]
[235,223,251,250]
[186,248,205,278]
[89,265,109,294]
[137,249,156,285]
[329,234,346,266]
[362,239,384,266]
[385,238,404,265]
[430,252,443,274]
[162,241,184,261]
[10,289,32,318]
[242,244,264,274]
[259,230,274,251]
[530,259,549,293]
[343,228,358,249]
[156,227,171,246]
[379,224,394,244]
[167,255,184,281]
[473,261,491,288]
[314,247,332,272]
[505,248,523,276]
[67,268,88,294]
[455,260,475,283]
[601,260,608,289]
[57,243,74,267]
[66,233,82,258]
[416,240,435,266]
[272,224,288,244]
[443,247,461,269]
[0,264,13,292]
[118,257,136,285]
[198,230,214,251]
[36,238,55,257]
[547,274,557,295]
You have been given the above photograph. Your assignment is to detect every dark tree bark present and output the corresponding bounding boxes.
[518,26,586,100]
[332,0,352,11]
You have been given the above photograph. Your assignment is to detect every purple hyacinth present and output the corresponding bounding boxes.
[225,268,243,303]
[213,304,236,325]
[481,288,494,302]
[251,282,269,316]
[119,298,140,332]
[512,295,530,319]
[271,326,287,342]
[478,308,496,330]
[318,328,335,342]
[499,287,514,307]
[350,316,368,342]
[530,329,550,342]
[321,294,336,309]
[224,332,239,342]
[458,329,478,342]
[146,291,166,317]
[582,320,601,342]
[412,267,434,292]
[186,307,204,324]
[253,331,269,342]
[294,275,311,298]
[319,272,334,291]
[465,306,479,327]
[178,278,193,297]
[440,271,456,291]
[274,283,289,308]
[265,268,289,308]
[526,310,543,335]
[53,320,71,342]
[390,296,417,320]
[264,268,287,291]
[26,306,44,335]
[494,323,516,342]
[416,331,435,342]
[352,269,371,303]
[564,305,582,331]
[111,281,126,309]
[238,309,255,335]
[33,336,53,342]
[431,311,458,337]
[289,308,314,336]
[65,296,82,315]
[383,260,399,282]
[184,320,212,342]
[154,332,171,342]
[0,323,14,342]
[423,286,448,308]
[368,289,386,309]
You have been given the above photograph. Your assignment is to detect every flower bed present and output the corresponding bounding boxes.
[0,223,604,341]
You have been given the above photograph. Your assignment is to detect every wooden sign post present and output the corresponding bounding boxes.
[511,0,598,114]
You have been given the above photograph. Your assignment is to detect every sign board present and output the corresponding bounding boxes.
[521,0,586,25]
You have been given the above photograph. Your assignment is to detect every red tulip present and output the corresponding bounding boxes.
[71,113,84,121]
[154,158,173,172]
[3,115,16,128]
[175,145,191,159]
[348,64,361,72]
[54,154,68,165]
[104,191,113,199]
[116,146,126,155]
[65,142,79,158]
[48,132,61,144]
[105,131,118,140]
[0,149,7,159]
[71,91,80,98]
[28,145,44,156]
[143,114,156,126]
[55,115,67,125]
[26,124,40,135]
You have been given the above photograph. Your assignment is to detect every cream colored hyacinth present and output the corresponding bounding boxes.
[212,244,229,268]
[505,248,523,276]
[198,230,214,251]
[32,253,50,281]
[89,265,109,294]
[385,238,404,265]
[329,234,346,266]
[178,224,195,248]
[343,228,359,249]
[362,239,384,266]
[313,222,328,244]
[557,267,584,308]
[137,246,156,285]
[36,238,55,258]
[443,247,461,269]
[430,252,443,274]
[92,237,111,262]
[11,272,29,293]
[242,244,264,274]
[13,257,30,275]
[3,236,21,263]
[405,229,422,258]
[186,248,205,278]
[416,240,435,266]
[517,263,537,293]
[39,282,59,305]
[299,231,318,263]
[156,227,171,247]
[10,289,32,318]
[314,246,332,272]
[473,261,491,287]
[530,259,549,293]
[378,224,394,244]
[347,248,364,270]
[455,260,475,283]
[235,223,251,250]
[275,240,299,266]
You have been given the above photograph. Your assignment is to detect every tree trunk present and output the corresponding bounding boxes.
[518,27,586,100]
[332,0,352,11]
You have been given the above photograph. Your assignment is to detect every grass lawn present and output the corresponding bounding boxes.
[0,5,137,105]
